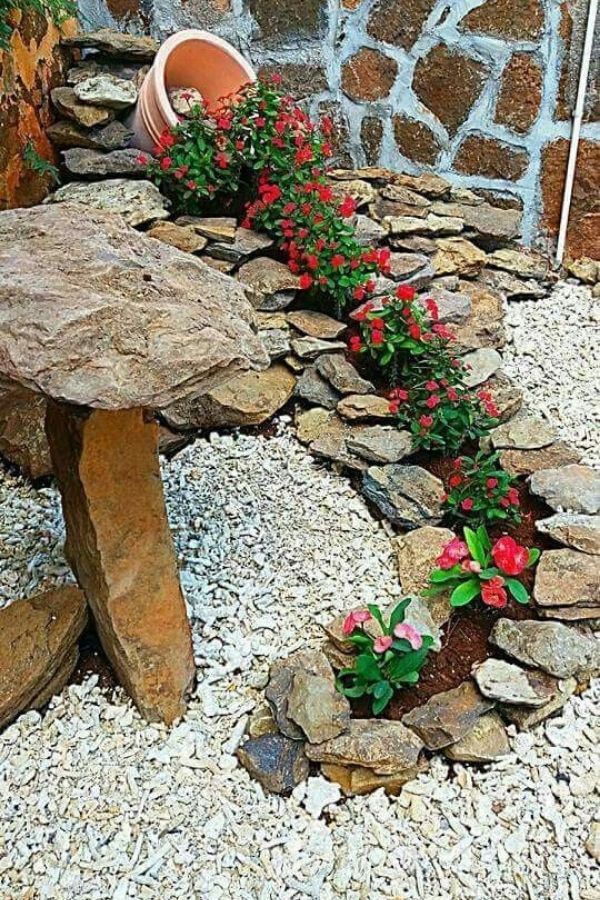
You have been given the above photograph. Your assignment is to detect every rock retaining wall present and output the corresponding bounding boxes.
[74,0,599,259]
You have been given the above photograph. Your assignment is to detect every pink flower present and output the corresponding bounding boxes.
[481,576,508,609]
[393,623,423,650]
[342,609,372,635]
[436,536,469,570]
[461,559,482,573]
[492,536,529,576]
[373,635,393,654]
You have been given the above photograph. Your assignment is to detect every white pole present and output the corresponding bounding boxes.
[555,0,598,266]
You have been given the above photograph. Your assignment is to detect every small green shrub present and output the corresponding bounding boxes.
[1,0,77,51]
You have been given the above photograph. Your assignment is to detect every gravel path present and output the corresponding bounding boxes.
[0,420,598,900]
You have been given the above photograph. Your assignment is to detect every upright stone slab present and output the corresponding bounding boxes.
[46,403,195,724]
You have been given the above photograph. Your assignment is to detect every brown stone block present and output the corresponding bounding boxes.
[341,48,398,101]
[393,114,442,166]
[454,134,528,181]
[495,52,543,134]
[540,138,600,259]
[367,0,437,50]
[361,117,383,166]
[257,63,328,99]
[249,0,326,45]
[46,403,195,724]
[413,44,488,137]
[461,0,545,41]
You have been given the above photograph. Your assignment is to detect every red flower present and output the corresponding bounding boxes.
[425,380,438,391]
[353,286,366,301]
[481,576,508,609]
[425,299,439,320]
[299,273,313,290]
[425,395,440,409]
[419,414,433,428]
[461,499,474,511]
[215,152,229,169]
[339,196,357,218]
[433,323,454,340]
[492,536,529,576]
[349,335,363,352]
[369,317,385,330]
[306,255,319,270]
[330,254,346,268]
[436,536,469,569]
[508,487,520,506]
[446,388,459,402]
[160,156,172,170]
[371,329,384,345]
[389,400,400,414]
[408,324,421,340]
[396,284,416,302]
[271,73,283,84]
[185,180,197,190]
[448,474,462,488]
[486,478,498,489]
[136,154,148,165]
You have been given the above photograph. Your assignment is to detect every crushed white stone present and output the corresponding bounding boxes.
[0,423,598,900]
[503,281,600,468]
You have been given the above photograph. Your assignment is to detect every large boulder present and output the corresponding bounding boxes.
[0,385,51,479]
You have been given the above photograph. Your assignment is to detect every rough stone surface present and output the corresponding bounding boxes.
[487,247,549,279]
[536,514,600,556]
[490,618,600,679]
[490,410,556,451]
[0,385,51,479]
[393,526,455,626]
[413,44,488,137]
[306,719,424,775]
[361,117,384,165]
[426,287,472,324]
[287,311,346,340]
[449,282,507,351]
[295,368,340,410]
[248,0,326,45]
[534,549,600,613]
[433,201,521,243]
[499,443,580,477]
[51,86,115,130]
[529,465,600,514]
[462,349,503,387]
[495,53,543,134]
[461,0,544,41]
[345,426,413,464]
[63,28,158,60]
[176,216,237,243]
[321,761,426,796]
[541,140,600,260]
[287,671,350,744]
[46,405,195,724]
[291,338,347,361]
[341,49,398,102]
[402,682,494,750]
[46,179,169,227]
[74,74,137,109]
[316,354,374,396]
[236,734,309,795]
[266,649,334,740]
[501,677,578,730]
[432,237,487,277]
[393,115,442,166]
[443,712,510,762]
[362,465,444,529]
[309,416,366,471]
[473,659,560,707]
[0,586,87,730]
[482,372,523,423]
[61,147,144,179]
[47,119,133,152]
[367,0,436,50]
[146,221,208,254]
[0,204,267,409]
[454,135,528,181]
[162,365,295,432]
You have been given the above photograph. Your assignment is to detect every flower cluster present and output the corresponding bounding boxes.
[335,599,433,715]
[442,450,522,527]
[426,527,539,609]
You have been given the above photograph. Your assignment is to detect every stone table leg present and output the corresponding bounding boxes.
[45,402,195,723]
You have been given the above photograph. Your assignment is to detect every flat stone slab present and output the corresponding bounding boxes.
[63,28,158,61]
[74,74,138,109]
[529,465,600,514]
[62,148,145,178]
[490,618,600,679]
[316,354,375,395]
[46,179,169,228]
[473,659,560,707]
[501,677,577,731]
[345,425,413,464]
[444,712,510,763]
[402,681,494,750]
[490,409,556,450]
[337,394,394,420]
[536,514,600,555]
[287,310,346,340]
[533,549,600,612]
[499,443,580,477]
[321,760,426,796]
[393,526,456,626]
[236,734,309,794]
[266,650,334,740]
[295,368,340,410]
[306,719,424,775]
[362,464,444,529]
[287,671,350,743]
[0,204,267,410]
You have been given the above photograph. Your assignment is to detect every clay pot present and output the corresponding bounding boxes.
[127,29,256,152]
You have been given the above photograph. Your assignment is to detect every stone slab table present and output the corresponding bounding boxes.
[0,203,268,723]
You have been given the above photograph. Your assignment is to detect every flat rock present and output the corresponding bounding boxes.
[310,418,367,471]
[238,258,300,302]
[462,348,503,387]
[536,513,600,555]
[176,216,237,243]
[451,282,505,350]
[490,618,600,679]
[380,183,431,208]
[487,247,549,280]
[490,409,556,450]
[294,367,340,409]
[353,215,388,245]
[316,354,374,395]
[259,329,290,361]
[402,681,494,750]
[481,372,523,423]
[146,221,208,254]
[207,228,273,264]
[321,761,426,796]
[499,442,579,476]
[287,310,346,339]
[362,464,444,529]
[529,465,600,514]
[480,268,546,301]
[393,526,455,626]
[473,659,560,707]
[425,287,472,323]
[291,337,347,360]
[432,202,520,243]
[0,204,267,409]
[0,385,51,479]
[67,60,150,87]
[62,147,144,178]
[295,407,335,444]
[162,364,295,431]
[331,178,377,208]
[287,672,350,744]
[47,119,132,151]
[63,29,158,61]
[432,237,487,277]
[0,586,87,730]
[46,179,169,228]
[385,214,464,237]
[74,74,138,109]
[443,711,510,762]
[322,640,356,672]
[345,425,413,464]
[534,549,600,613]
[388,252,431,281]
[236,735,309,794]
[266,649,333,740]
[501,677,577,730]
[337,394,394,420]
[51,86,114,128]
[306,719,424,775]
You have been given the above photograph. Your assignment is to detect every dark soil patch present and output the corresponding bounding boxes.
[71,626,119,695]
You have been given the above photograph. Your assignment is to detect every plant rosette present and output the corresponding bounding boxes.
[425,527,539,610]
[335,599,434,715]
[443,450,521,527]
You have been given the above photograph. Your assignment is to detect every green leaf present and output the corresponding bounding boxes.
[396,670,420,684]
[373,680,391,699]
[388,598,412,631]
[386,646,430,679]
[372,684,394,715]
[429,566,463,583]
[355,653,381,682]
[367,604,386,632]
[479,567,500,579]
[450,579,480,607]
[527,548,540,566]
[464,527,485,566]
[506,578,530,604]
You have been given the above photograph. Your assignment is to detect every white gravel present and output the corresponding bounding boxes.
[0,424,598,900]
[503,281,600,468]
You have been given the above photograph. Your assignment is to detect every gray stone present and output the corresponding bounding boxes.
[236,735,309,794]
[385,214,464,237]
[310,418,367,471]
[388,252,431,281]
[501,677,577,730]
[0,204,267,410]
[287,672,350,743]
[237,257,300,300]
[362,464,444,528]
[63,29,158,61]
[74,74,138,109]
[346,425,413,464]
[529,465,600,514]
[426,287,472,323]
[402,682,494,750]
[536,514,600,555]
[207,229,273,264]
[51,86,115,129]
[443,711,510,762]
[480,268,546,301]
[533,549,600,614]
[266,650,334,740]
[305,719,424,775]
[291,337,347,360]
[462,348,503,387]
[487,247,549,280]
[490,618,600,679]
[294,368,341,410]
[499,442,581,477]
[392,526,455,626]
[61,148,145,178]
[490,410,556,451]
[473,659,560,707]
[353,214,388,245]
[316,354,375,395]
[45,179,169,228]
[168,86,204,117]
[287,310,346,340]
[47,119,133,151]
[431,201,520,243]
[259,329,290,361]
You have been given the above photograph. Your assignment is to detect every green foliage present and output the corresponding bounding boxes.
[0,0,77,51]
[23,141,60,184]
[442,450,522,527]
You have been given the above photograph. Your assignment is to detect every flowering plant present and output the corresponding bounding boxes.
[425,527,539,609]
[335,598,433,715]
[442,451,521,526]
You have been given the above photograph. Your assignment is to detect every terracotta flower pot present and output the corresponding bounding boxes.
[127,29,256,152]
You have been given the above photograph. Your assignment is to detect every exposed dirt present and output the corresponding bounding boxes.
[72,626,119,695]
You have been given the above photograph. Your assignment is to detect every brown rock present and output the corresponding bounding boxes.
[46,179,169,228]
[451,282,506,351]
[0,586,87,730]
[473,658,561,707]
[367,0,436,49]
[454,135,528,181]
[534,549,600,613]
[362,464,444,529]
[481,372,523,423]
[500,443,580,477]
[0,385,51,479]
[61,147,145,178]
[306,719,424,775]
[433,201,521,243]
[444,711,510,762]
[490,410,556,451]
[540,139,600,259]
[316,354,374,395]
[490,617,600,679]
[500,677,577,730]
[495,53,543,134]
[206,228,273,264]
[247,702,279,738]
[487,247,550,279]
[322,640,356,672]
[341,48,398,101]
[330,179,377,209]
[287,671,351,743]
[361,117,384,165]
[50,87,114,129]
[257,63,327,99]
[413,44,488,137]
[345,425,413,464]
[46,405,195,723]
[47,119,133,152]
[529,465,600,514]
[392,526,455,625]
[266,649,334,740]
[238,257,300,302]
[175,216,237,243]
[146,221,208,254]
[322,760,426,796]
[432,237,487,277]
[402,681,494,749]
[461,0,544,40]
[393,172,451,198]
[536,514,600,556]
[63,28,159,60]
[248,0,326,45]
[393,115,442,165]
[287,310,346,340]
[309,416,367,471]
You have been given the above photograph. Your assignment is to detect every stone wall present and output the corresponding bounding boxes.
[55,1,600,256]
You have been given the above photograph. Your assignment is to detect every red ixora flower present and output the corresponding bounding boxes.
[461,498,474,511]
[419,414,434,429]
[348,335,363,352]
[492,536,529,576]
[299,273,314,290]
[371,329,384,345]
[481,576,508,609]
[396,284,416,302]
[339,196,357,218]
